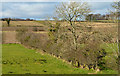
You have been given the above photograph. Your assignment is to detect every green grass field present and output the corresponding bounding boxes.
[2,44,118,74]
[2,44,94,74]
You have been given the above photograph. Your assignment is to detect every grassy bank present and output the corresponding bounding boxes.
[2,44,118,74]
[2,44,94,74]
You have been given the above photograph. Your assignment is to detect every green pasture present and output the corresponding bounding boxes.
[2,44,118,74]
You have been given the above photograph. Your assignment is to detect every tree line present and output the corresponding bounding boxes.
[85,13,118,21]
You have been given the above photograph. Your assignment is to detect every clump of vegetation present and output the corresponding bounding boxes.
[16,27,28,44]
[16,27,48,50]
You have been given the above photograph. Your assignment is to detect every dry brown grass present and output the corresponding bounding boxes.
[2,27,45,31]
[47,21,118,28]
[1,21,118,27]
[1,21,44,27]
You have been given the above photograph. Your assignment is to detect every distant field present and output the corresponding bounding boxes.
[35,21,118,27]
[92,20,119,23]
[2,20,118,44]
[2,31,19,44]
[2,31,47,44]
[2,27,45,31]
[1,21,118,27]
[1,21,44,27]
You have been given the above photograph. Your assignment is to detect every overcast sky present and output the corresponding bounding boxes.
[1,2,114,20]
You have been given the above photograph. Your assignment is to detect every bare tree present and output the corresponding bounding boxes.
[55,1,91,65]
[112,2,120,11]
[108,1,120,21]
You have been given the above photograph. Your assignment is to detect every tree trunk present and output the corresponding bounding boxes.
[69,21,79,67]
[77,61,80,67]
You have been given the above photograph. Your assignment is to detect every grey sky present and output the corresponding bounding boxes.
[1,2,113,20]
